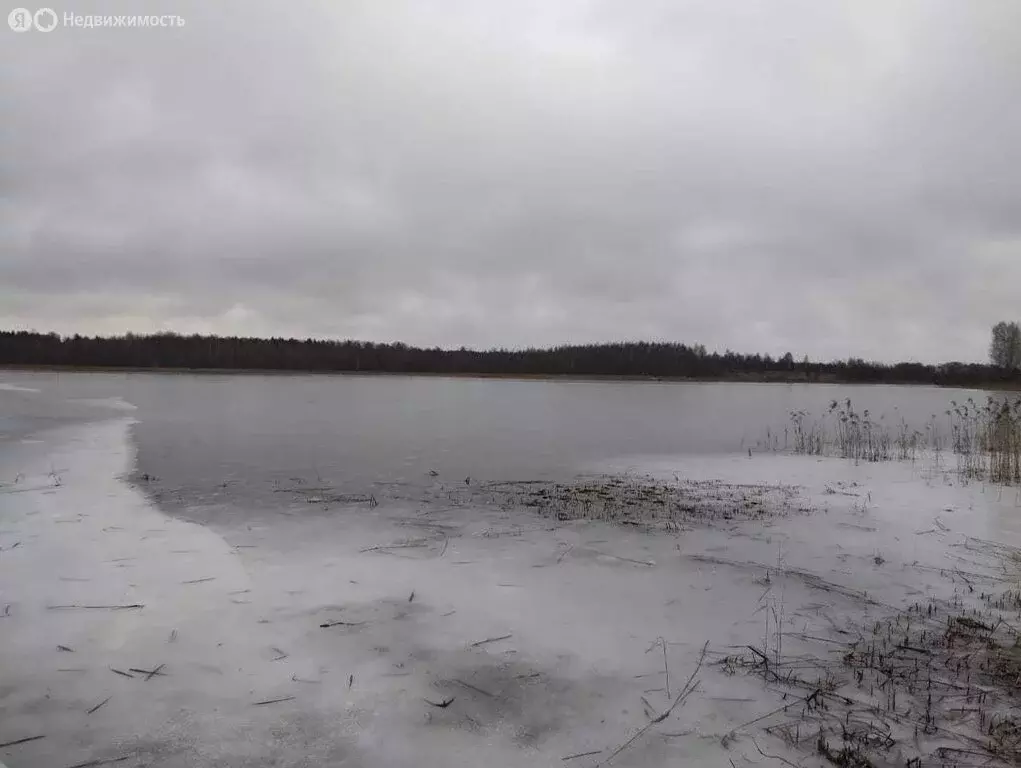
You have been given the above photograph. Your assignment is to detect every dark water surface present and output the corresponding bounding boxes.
[0,370,986,516]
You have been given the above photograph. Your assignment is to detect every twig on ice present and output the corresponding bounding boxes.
[253,696,295,706]
[453,679,494,698]
[0,734,45,748]
[424,696,455,708]
[128,664,165,680]
[595,641,708,767]
[470,634,512,648]
[562,751,602,761]
[64,756,130,768]
[87,696,111,715]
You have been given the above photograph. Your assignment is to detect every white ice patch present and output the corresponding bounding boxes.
[0,382,40,393]
[67,396,138,411]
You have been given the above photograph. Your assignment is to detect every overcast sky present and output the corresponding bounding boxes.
[2,1,1019,362]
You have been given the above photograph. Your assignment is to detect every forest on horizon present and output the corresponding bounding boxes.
[1,330,1019,389]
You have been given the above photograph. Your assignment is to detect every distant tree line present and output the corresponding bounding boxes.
[2,330,1018,388]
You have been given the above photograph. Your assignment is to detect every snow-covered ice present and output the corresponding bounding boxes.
[2,417,1020,767]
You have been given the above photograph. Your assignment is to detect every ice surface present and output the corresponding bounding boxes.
[65,397,138,411]
[2,419,1020,767]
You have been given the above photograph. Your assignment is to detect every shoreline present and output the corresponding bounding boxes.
[2,363,1013,390]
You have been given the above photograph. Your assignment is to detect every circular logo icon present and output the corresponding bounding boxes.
[34,7,57,31]
[8,7,33,31]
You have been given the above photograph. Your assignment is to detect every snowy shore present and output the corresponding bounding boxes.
[2,417,1020,767]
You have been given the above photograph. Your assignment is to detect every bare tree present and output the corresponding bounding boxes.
[991,322,1008,367]
[990,321,1021,369]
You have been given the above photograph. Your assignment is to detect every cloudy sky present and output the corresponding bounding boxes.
[2,1,1019,362]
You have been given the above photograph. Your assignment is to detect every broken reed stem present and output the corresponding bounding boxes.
[470,634,512,648]
[596,641,708,767]
[662,639,671,699]
[562,750,603,761]
[145,663,165,681]
[752,739,801,768]
[0,734,46,749]
[64,756,131,768]
[127,665,165,679]
[252,695,295,706]
[453,678,494,698]
[86,696,111,715]
[424,696,455,708]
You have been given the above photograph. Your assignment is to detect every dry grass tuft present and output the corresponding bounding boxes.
[719,541,1021,767]
[478,475,803,527]
[769,396,1021,486]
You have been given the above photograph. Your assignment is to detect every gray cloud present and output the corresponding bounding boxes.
[2,0,1019,362]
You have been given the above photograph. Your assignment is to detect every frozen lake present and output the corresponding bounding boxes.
[0,370,985,515]
[2,371,1020,767]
